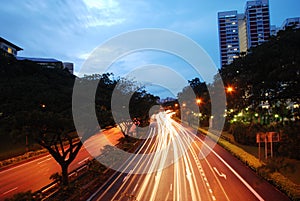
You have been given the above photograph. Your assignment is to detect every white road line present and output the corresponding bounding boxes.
[170,183,173,191]
[37,158,51,164]
[213,167,227,179]
[200,137,265,201]
[2,187,18,195]
[133,183,139,192]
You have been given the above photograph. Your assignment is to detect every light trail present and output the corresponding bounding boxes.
[102,110,263,201]
[114,110,210,201]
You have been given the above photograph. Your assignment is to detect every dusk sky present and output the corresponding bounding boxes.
[1,0,299,97]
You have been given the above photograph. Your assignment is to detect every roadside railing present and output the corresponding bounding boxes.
[33,160,90,200]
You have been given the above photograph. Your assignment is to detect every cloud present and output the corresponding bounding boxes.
[81,0,126,27]
[83,0,118,10]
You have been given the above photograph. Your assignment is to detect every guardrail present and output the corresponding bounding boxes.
[33,160,90,200]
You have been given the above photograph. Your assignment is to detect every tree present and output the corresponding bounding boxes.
[110,78,159,137]
[177,78,211,126]
[12,111,83,186]
[38,129,81,186]
[219,28,300,124]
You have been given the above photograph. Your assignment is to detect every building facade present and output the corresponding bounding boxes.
[238,14,248,53]
[244,0,270,48]
[218,0,271,67]
[281,17,300,30]
[218,11,240,68]
[63,62,74,74]
[0,37,23,57]
[17,57,63,69]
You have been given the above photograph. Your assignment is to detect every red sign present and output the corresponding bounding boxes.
[256,132,266,143]
[256,132,280,143]
[267,132,280,142]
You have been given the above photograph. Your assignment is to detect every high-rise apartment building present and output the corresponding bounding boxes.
[218,11,240,67]
[218,0,271,67]
[238,14,248,53]
[244,0,270,48]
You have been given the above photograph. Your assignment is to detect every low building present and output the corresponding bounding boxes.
[17,57,63,69]
[0,37,23,57]
[63,62,74,74]
[281,17,300,30]
[270,25,279,36]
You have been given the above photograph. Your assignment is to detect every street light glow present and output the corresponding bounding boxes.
[196,98,202,105]
[226,86,234,93]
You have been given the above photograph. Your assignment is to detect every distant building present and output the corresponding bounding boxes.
[270,25,279,36]
[63,62,74,74]
[238,14,248,53]
[218,11,241,67]
[17,57,63,69]
[0,37,23,57]
[281,17,300,30]
[244,0,270,48]
[217,0,271,67]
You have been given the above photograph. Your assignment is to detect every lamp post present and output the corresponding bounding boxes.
[196,98,202,127]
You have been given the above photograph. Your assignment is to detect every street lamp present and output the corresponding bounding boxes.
[226,86,234,94]
[196,98,202,105]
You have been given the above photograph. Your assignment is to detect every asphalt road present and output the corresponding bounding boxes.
[0,112,291,201]
[0,128,123,200]
[90,112,290,201]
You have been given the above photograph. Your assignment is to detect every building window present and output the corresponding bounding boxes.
[7,47,12,54]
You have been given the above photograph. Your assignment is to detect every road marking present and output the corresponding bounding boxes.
[2,187,18,195]
[78,157,89,164]
[199,135,265,201]
[213,167,227,179]
[133,183,139,192]
[37,158,51,164]
[122,169,133,182]
[170,183,173,191]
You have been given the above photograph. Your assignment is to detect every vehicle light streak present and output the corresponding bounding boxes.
[114,111,213,201]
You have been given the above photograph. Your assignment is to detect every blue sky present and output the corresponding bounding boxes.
[1,0,299,97]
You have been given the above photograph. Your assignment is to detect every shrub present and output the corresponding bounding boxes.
[230,122,249,144]
[278,122,300,160]
[4,191,35,201]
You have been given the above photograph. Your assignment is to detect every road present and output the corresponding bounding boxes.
[0,128,123,200]
[90,111,290,201]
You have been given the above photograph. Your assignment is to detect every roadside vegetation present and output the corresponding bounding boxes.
[4,134,144,201]
[198,127,300,201]
[175,27,300,200]
[0,52,158,188]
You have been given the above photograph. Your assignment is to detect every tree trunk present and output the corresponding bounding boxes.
[61,164,69,186]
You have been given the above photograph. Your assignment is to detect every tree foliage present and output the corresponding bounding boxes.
[219,28,300,123]
[0,54,159,186]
